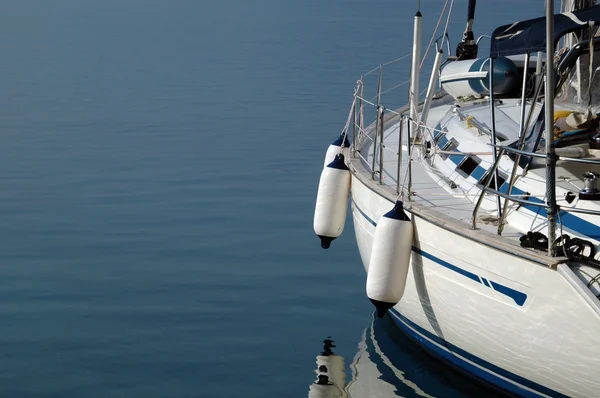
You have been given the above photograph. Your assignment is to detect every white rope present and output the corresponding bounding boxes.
[420,0,450,69]
[383,108,402,116]
[439,0,454,51]
[355,95,376,107]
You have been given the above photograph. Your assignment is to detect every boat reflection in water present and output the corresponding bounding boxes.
[308,338,348,398]
[309,314,505,398]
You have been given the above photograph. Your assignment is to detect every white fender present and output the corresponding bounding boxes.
[316,353,345,389]
[314,154,351,249]
[366,201,413,317]
[324,135,350,167]
[308,383,345,398]
[308,340,347,398]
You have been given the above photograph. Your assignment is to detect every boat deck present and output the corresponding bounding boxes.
[350,108,564,267]
[357,120,523,238]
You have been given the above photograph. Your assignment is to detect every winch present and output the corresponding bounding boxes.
[580,171,600,200]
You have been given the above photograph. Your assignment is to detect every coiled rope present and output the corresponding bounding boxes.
[519,231,600,269]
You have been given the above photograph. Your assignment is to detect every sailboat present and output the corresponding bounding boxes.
[314,0,600,396]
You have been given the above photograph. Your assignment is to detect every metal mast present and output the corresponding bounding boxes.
[409,5,422,128]
[545,0,558,256]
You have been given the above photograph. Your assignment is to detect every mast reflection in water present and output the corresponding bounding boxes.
[309,314,506,397]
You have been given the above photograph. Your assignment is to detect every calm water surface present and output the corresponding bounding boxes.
[0,0,549,396]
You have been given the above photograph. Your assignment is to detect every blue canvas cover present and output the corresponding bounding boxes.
[490,5,600,58]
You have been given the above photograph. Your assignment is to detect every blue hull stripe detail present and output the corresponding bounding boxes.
[412,246,480,283]
[352,200,527,306]
[352,200,377,227]
[412,246,526,306]
[389,310,569,398]
[490,281,527,306]
[482,278,490,287]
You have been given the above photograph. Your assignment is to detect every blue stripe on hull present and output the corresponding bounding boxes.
[352,200,377,227]
[389,310,569,398]
[352,200,528,306]
[352,199,568,396]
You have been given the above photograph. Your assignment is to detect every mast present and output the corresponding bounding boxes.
[545,0,558,256]
[409,5,422,128]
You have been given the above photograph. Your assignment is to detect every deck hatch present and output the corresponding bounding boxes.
[478,168,508,190]
[456,156,481,178]
[440,138,459,160]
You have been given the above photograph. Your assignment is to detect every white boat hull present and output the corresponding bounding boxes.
[351,173,600,398]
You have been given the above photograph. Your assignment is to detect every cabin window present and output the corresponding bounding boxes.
[440,138,459,160]
[456,156,481,178]
[478,169,508,191]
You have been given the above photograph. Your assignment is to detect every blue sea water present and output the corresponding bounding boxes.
[0,0,550,397]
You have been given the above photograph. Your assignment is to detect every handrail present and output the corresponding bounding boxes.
[472,147,505,230]
[557,155,600,166]
[494,145,547,158]
[476,35,491,45]
[499,52,532,236]
[558,206,600,217]
[557,36,600,77]
[491,143,600,165]
[434,34,452,56]
[489,57,503,218]
[348,56,600,237]
[483,187,549,208]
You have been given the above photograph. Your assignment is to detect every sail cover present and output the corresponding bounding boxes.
[490,5,600,57]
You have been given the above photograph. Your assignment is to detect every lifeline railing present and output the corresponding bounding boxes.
[342,0,600,260]
[349,57,414,197]
[473,144,600,232]
[348,62,600,246]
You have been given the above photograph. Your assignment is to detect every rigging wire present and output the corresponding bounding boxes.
[439,0,455,52]
[420,0,450,69]
[363,54,412,77]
